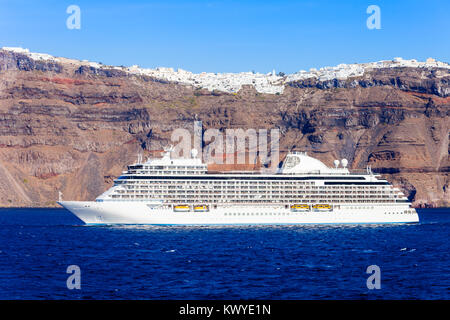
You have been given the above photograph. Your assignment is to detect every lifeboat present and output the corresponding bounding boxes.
[174,205,190,212]
[312,204,332,211]
[290,204,310,212]
[194,205,209,212]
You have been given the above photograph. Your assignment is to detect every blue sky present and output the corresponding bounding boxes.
[0,0,448,74]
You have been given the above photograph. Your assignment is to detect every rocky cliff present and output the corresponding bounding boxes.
[0,49,448,207]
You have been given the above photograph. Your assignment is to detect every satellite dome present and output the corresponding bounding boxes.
[341,159,348,168]
[191,148,198,158]
[333,159,340,168]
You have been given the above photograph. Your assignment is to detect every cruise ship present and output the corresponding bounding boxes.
[58,149,419,225]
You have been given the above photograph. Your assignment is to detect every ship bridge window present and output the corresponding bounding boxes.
[128,165,143,170]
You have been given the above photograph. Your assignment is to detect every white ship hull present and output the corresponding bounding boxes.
[58,201,419,225]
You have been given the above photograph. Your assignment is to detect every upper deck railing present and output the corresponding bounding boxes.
[206,169,375,176]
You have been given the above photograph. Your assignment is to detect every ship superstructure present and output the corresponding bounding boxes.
[59,149,419,225]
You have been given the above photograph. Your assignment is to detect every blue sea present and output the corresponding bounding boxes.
[0,208,448,299]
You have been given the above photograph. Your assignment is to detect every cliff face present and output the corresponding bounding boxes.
[0,49,448,207]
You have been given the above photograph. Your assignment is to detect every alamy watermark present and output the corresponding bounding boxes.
[66,265,81,290]
[366,5,381,30]
[366,265,381,289]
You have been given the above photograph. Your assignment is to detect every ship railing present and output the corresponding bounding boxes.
[207,169,374,175]
[207,170,264,175]
[281,171,371,176]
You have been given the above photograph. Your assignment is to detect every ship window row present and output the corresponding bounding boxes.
[116,179,393,187]
[127,171,206,175]
[109,195,398,203]
[115,188,396,193]
[113,183,397,195]
[112,196,398,201]
[118,183,393,189]
[116,181,390,189]
[117,176,377,183]
[129,165,206,170]
[113,196,399,202]
[115,188,396,194]
[112,190,397,196]
[132,188,394,193]
[110,193,398,200]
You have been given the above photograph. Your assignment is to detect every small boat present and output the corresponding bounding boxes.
[312,204,332,211]
[290,204,310,212]
[194,205,209,212]
[174,205,190,212]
